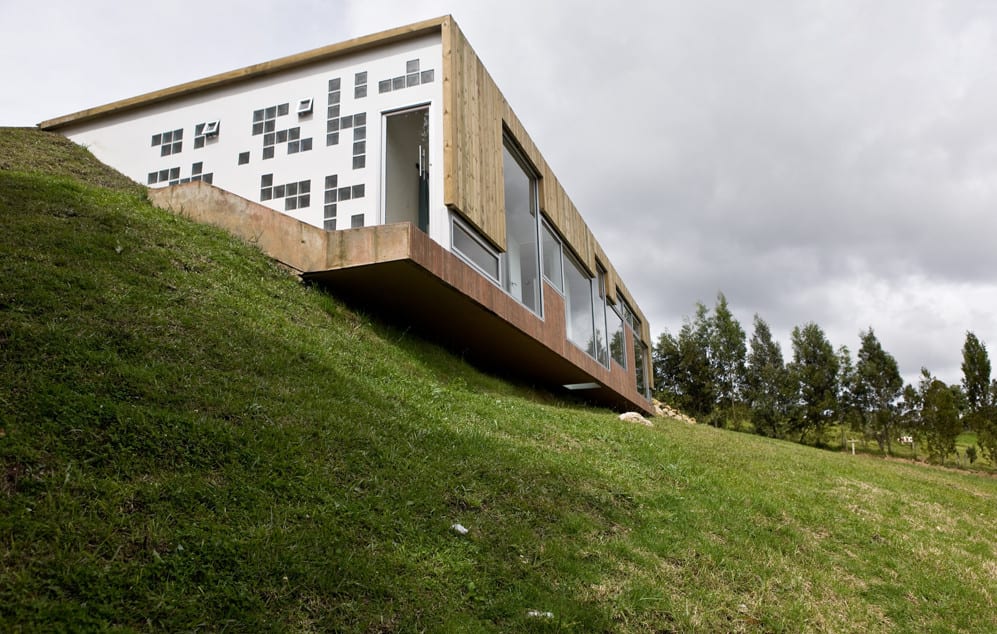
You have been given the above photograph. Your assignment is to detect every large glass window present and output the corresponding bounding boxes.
[564,251,594,353]
[452,216,500,281]
[502,143,541,315]
[592,265,610,366]
[610,303,626,368]
[634,338,649,397]
[541,220,563,293]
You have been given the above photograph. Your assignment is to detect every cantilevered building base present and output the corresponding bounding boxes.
[150,182,652,413]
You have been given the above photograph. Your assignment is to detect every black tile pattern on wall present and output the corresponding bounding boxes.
[151,128,183,156]
[378,59,434,94]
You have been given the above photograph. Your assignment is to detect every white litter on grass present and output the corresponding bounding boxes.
[451,523,469,535]
[527,610,554,619]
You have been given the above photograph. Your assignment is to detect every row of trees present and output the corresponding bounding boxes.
[653,293,997,464]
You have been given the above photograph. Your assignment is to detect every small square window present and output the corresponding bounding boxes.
[328,78,341,91]
[289,127,300,141]
[297,98,313,115]
[202,173,213,184]
[253,109,265,122]
[378,79,392,93]
[159,169,169,181]
[299,194,310,208]
[299,180,310,193]
[406,73,419,87]
[276,130,288,143]
[191,162,203,175]
[324,218,337,231]
[354,85,367,99]
[287,182,298,196]
[327,105,340,119]
[266,106,277,119]
[351,214,364,228]
[175,129,184,139]
[261,187,273,201]
[324,189,337,204]
[327,119,340,132]
[392,76,405,90]
[421,69,434,84]
[195,123,205,136]
[406,59,420,73]
[352,184,365,198]
[288,141,300,154]
[277,103,289,116]
[148,172,157,184]
[173,142,182,154]
[152,133,162,146]
[341,115,353,129]
[274,185,286,198]
[264,120,276,133]
[163,131,173,143]
[353,156,366,169]
[353,141,366,155]
[169,167,180,179]
[238,151,250,165]
[194,137,205,149]
[252,122,264,135]
[285,197,297,211]
[263,146,275,160]
[301,137,313,152]
[354,127,366,141]
[161,145,171,157]
[355,71,367,85]
[324,202,337,216]
[326,132,339,146]
[325,174,338,189]
[338,187,351,201]
[261,174,273,187]
[354,113,366,126]
[264,133,276,146]
[329,91,340,105]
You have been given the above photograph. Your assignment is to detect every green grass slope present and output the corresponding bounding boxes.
[1,128,995,633]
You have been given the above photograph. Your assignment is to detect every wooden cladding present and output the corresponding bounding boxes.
[441,17,650,340]
[442,18,506,249]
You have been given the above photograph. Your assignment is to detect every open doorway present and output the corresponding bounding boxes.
[383,106,429,232]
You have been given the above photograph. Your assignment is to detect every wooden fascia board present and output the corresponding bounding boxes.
[40,16,449,130]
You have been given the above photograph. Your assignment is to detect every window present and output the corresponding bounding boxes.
[502,142,541,315]
[541,220,563,292]
[452,216,500,281]
[634,338,649,397]
[564,251,594,353]
[592,265,610,366]
[610,303,626,368]
[297,98,313,115]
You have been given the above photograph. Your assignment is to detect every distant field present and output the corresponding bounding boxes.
[2,127,995,632]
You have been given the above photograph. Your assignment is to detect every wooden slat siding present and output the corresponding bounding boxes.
[442,21,506,249]
[41,17,449,130]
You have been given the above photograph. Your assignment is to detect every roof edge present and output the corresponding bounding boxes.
[39,15,449,130]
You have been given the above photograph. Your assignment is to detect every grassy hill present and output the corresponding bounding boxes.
[1,127,995,632]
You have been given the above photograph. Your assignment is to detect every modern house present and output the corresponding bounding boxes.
[40,15,654,414]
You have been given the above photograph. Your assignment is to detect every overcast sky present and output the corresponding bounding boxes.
[4,0,996,386]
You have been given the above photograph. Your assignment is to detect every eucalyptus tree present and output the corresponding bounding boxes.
[745,315,790,437]
[918,369,961,463]
[788,322,839,443]
[854,328,903,454]
[709,293,747,428]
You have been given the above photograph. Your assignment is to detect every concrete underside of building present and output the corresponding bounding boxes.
[150,182,653,413]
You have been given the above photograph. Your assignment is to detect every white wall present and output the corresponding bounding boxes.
[60,35,447,244]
